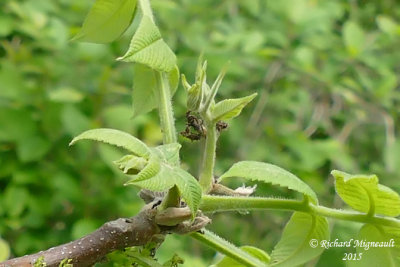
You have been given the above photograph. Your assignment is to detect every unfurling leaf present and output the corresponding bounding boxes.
[203,65,228,111]
[182,58,209,112]
[126,163,202,217]
[270,212,329,267]
[211,93,257,122]
[332,170,400,217]
[114,154,148,174]
[151,143,181,166]
[132,64,179,117]
[219,161,318,203]
[72,0,137,43]
[117,15,176,72]
[70,128,151,158]
[125,144,201,216]
[134,155,161,182]
[216,246,270,267]
[348,224,400,267]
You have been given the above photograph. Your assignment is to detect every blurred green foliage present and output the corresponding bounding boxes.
[1,0,400,266]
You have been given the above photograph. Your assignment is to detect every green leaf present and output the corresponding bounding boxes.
[16,136,51,162]
[69,128,151,158]
[150,143,181,166]
[211,93,257,121]
[0,237,10,261]
[349,224,400,267]
[216,246,270,267]
[377,15,399,36]
[134,155,161,182]
[72,0,137,43]
[219,161,318,203]
[127,163,202,216]
[117,15,176,72]
[125,144,200,216]
[191,229,268,267]
[270,212,329,267]
[132,64,179,117]
[331,170,400,217]
[0,108,37,142]
[114,154,148,174]
[343,21,365,57]
[48,87,84,103]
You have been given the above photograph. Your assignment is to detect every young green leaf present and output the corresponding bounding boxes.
[117,15,176,72]
[114,154,148,174]
[125,144,201,216]
[191,229,268,267]
[332,170,400,217]
[150,143,181,166]
[203,66,228,112]
[211,93,257,122]
[69,128,151,158]
[215,246,270,267]
[132,64,179,117]
[134,155,161,182]
[270,212,329,267]
[72,0,137,43]
[349,224,400,267]
[219,161,318,203]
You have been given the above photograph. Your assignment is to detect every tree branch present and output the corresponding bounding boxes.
[1,203,211,267]
[1,209,160,267]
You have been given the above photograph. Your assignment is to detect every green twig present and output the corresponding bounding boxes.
[199,120,217,193]
[200,195,400,228]
[190,229,267,267]
[155,71,179,209]
[155,71,177,144]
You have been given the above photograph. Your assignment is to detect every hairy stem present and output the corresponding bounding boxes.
[156,71,177,144]
[155,71,180,209]
[199,120,217,193]
[190,229,267,267]
[200,196,400,228]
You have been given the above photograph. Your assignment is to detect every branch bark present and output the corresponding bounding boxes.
[1,209,160,267]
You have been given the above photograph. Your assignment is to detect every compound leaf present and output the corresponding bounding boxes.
[150,143,181,166]
[114,154,148,174]
[211,93,257,122]
[332,170,400,217]
[117,15,176,72]
[125,144,201,216]
[219,161,318,203]
[270,212,329,267]
[134,155,161,182]
[70,128,151,158]
[132,64,179,117]
[126,164,201,216]
[72,0,137,43]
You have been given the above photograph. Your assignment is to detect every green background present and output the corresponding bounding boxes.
[1,0,400,266]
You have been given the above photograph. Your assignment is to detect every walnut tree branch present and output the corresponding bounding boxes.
[1,209,160,267]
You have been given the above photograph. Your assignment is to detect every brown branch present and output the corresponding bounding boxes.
[1,204,211,267]
[1,209,160,267]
